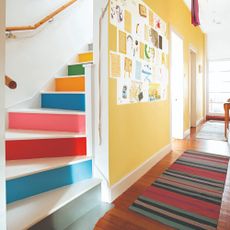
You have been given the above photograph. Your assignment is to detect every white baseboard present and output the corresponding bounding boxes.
[104,144,172,203]
[183,129,191,138]
[196,117,204,126]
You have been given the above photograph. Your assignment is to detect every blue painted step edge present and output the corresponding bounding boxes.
[6,159,92,204]
[41,93,85,111]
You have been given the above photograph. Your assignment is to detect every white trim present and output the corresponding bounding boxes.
[7,108,85,115]
[196,117,204,126]
[5,129,86,141]
[183,129,191,138]
[105,144,172,203]
[40,91,85,94]
[84,64,94,157]
[189,47,197,128]
[69,61,93,66]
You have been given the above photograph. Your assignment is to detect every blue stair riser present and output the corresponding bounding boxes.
[41,93,85,111]
[6,159,92,204]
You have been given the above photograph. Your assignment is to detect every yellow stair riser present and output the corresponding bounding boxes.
[55,77,85,91]
[78,52,93,63]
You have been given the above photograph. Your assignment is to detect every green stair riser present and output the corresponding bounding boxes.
[68,64,85,76]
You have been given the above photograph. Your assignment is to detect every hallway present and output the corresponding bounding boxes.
[94,124,230,230]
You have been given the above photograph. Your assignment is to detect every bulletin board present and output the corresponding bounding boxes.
[109,0,169,104]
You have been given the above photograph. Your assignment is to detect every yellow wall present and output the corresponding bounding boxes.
[108,0,205,185]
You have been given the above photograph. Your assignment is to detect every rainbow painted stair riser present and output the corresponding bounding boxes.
[55,77,85,92]
[41,93,85,111]
[78,52,93,63]
[9,112,85,132]
[6,159,92,204]
[6,137,86,160]
[68,64,85,76]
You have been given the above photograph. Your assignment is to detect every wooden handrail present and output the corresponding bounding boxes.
[5,75,17,89]
[6,0,77,32]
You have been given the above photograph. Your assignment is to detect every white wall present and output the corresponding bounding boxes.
[207,31,230,60]
[5,0,93,108]
[0,0,6,228]
[93,0,110,201]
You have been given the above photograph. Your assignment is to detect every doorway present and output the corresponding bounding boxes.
[170,30,184,139]
[190,49,197,127]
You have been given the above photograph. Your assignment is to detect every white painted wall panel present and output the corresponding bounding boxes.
[207,32,230,60]
[5,0,93,108]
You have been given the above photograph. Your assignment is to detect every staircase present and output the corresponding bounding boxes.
[5,51,106,230]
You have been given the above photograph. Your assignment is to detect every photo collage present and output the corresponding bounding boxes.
[109,0,169,104]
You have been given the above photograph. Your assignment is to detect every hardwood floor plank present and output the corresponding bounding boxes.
[94,126,230,230]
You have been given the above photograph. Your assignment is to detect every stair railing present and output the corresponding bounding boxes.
[6,0,77,37]
[5,75,17,89]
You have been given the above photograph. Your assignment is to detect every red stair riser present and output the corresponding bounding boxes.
[8,112,85,133]
[6,137,87,160]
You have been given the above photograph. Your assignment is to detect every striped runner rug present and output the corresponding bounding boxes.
[129,150,230,230]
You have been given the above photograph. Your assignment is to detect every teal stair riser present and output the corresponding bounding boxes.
[68,64,85,76]
[41,93,85,111]
[6,160,92,204]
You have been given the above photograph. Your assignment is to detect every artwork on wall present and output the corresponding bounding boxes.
[110,0,169,104]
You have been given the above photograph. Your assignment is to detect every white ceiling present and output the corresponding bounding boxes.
[183,0,230,33]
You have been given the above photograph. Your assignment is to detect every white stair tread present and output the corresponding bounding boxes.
[8,108,85,115]
[69,61,93,65]
[6,156,91,180]
[55,75,85,79]
[6,129,86,140]
[7,178,101,230]
[41,91,85,94]
[79,51,93,54]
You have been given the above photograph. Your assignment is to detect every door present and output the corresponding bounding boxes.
[190,50,197,127]
[171,30,184,139]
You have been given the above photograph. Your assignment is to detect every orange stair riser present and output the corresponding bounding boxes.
[55,77,85,91]
[78,52,93,63]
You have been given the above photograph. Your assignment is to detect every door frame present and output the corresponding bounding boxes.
[189,45,197,127]
[170,27,185,140]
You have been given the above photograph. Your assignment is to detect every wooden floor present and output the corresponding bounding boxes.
[94,125,230,230]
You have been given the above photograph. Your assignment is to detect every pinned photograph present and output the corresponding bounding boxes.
[119,30,127,54]
[117,78,131,104]
[124,10,132,33]
[124,57,133,77]
[110,1,124,29]
[133,40,140,58]
[142,63,153,82]
[135,60,142,80]
[139,4,147,18]
[139,42,145,60]
[110,52,121,78]
[150,28,159,48]
[144,24,149,42]
[127,35,134,57]
[130,81,148,103]
[159,35,163,50]
[149,83,161,101]
[149,9,154,27]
